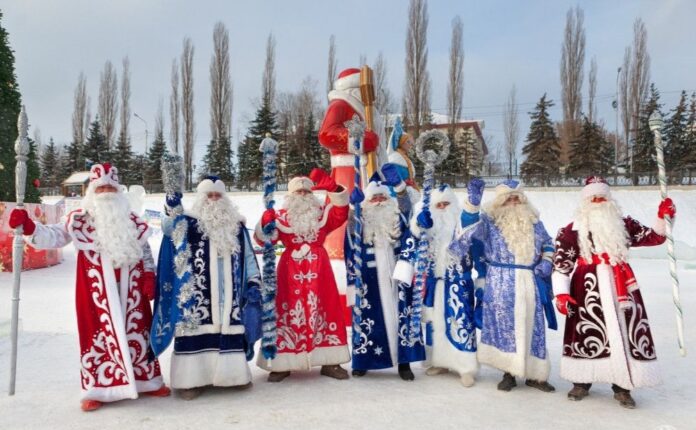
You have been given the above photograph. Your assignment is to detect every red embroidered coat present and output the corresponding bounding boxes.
[254,190,350,371]
[29,209,163,401]
[552,216,666,389]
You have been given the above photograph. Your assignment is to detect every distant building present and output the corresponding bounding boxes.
[62,171,90,197]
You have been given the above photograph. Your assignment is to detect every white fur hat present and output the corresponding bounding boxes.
[430,184,457,207]
[581,176,610,199]
[364,179,390,201]
[197,175,226,195]
[288,176,313,194]
[494,179,524,199]
[334,68,361,91]
[89,163,121,188]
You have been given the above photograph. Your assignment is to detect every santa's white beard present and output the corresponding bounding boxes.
[362,198,399,245]
[284,193,322,241]
[84,191,143,268]
[191,194,242,256]
[576,199,629,264]
[487,200,538,264]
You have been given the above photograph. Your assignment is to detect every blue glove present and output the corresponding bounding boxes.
[534,260,553,278]
[242,302,262,344]
[350,187,365,205]
[166,191,182,208]
[416,209,433,229]
[474,287,484,330]
[380,163,405,188]
[466,178,485,206]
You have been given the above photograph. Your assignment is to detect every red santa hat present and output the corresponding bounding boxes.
[197,175,226,195]
[334,68,361,91]
[89,163,120,188]
[581,176,610,199]
[288,176,314,194]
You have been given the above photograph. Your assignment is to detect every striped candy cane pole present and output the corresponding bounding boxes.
[259,134,279,361]
[649,111,686,357]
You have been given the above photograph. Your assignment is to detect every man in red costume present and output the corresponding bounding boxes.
[255,169,350,382]
[9,163,169,412]
[552,176,674,409]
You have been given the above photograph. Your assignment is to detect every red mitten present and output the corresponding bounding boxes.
[309,168,337,192]
[9,208,36,235]
[658,198,676,219]
[362,130,379,152]
[261,209,276,227]
[142,271,156,301]
[555,294,578,316]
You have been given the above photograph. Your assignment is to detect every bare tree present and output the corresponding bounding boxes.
[588,57,597,124]
[155,97,165,139]
[560,5,585,125]
[627,18,650,169]
[84,98,91,141]
[72,72,88,145]
[326,34,337,94]
[181,37,195,188]
[98,60,119,148]
[33,128,42,150]
[210,22,233,142]
[373,51,393,118]
[403,0,431,136]
[503,85,519,177]
[619,47,631,162]
[119,56,131,143]
[169,58,180,153]
[447,15,464,129]
[262,33,276,105]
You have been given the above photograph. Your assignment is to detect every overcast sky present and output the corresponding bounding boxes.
[2,0,695,165]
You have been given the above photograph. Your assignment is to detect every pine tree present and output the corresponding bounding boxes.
[202,134,235,184]
[461,129,482,180]
[664,90,689,183]
[567,117,614,178]
[82,119,108,167]
[61,139,84,179]
[112,132,135,185]
[683,92,696,182]
[239,96,279,189]
[520,94,561,186]
[0,12,23,202]
[40,137,60,188]
[442,128,463,183]
[632,84,662,183]
[144,128,167,190]
[23,137,41,202]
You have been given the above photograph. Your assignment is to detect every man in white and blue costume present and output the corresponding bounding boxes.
[151,176,262,400]
[449,179,557,392]
[345,171,425,380]
[394,184,482,386]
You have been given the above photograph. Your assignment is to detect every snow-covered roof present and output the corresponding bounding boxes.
[63,171,91,185]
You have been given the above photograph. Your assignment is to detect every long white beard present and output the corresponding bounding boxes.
[284,194,323,241]
[85,191,143,268]
[576,199,630,264]
[429,205,459,276]
[362,198,400,246]
[191,194,242,256]
[487,202,538,264]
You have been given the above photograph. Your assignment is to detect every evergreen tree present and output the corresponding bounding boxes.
[305,110,327,171]
[239,96,279,189]
[461,129,482,180]
[442,128,463,183]
[567,117,614,178]
[23,137,41,202]
[0,12,22,202]
[40,137,60,188]
[202,134,235,184]
[144,128,167,190]
[82,119,108,168]
[664,90,689,183]
[632,84,662,183]
[61,139,84,178]
[520,94,561,186]
[112,132,135,185]
[683,92,696,181]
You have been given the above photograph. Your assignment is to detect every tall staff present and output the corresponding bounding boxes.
[359,65,379,179]
[649,112,686,357]
[259,134,279,362]
[410,129,450,337]
[9,106,29,395]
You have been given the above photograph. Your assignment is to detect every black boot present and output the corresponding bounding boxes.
[612,384,636,409]
[567,383,591,401]
[497,372,517,391]
[352,369,367,377]
[398,363,415,381]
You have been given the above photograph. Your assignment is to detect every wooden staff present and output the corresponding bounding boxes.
[360,65,379,179]
[9,106,29,395]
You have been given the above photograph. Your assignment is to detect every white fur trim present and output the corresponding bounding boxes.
[135,377,164,394]
[387,151,408,167]
[254,220,278,244]
[331,154,355,167]
[364,181,390,201]
[478,269,550,381]
[197,178,226,195]
[171,351,251,389]
[462,201,480,214]
[474,277,486,291]
[393,260,414,284]
[334,72,360,91]
[559,264,661,389]
[426,279,479,376]
[581,182,610,199]
[328,188,349,207]
[374,244,400,366]
[288,177,313,194]
[256,345,350,372]
[430,187,457,207]
[652,217,666,236]
[394,181,406,193]
[551,271,571,296]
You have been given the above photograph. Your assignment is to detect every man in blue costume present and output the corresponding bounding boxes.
[394,184,483,387]
[345,171,425,380]
[151,176,262,400]
[449,179,556,392]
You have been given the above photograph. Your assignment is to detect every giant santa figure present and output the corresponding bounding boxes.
[552,176,674,409]
[9,163,169,411]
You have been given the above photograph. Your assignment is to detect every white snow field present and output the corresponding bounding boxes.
[1,187,695,430]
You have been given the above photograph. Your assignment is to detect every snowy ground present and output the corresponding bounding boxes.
[1,188,695,429]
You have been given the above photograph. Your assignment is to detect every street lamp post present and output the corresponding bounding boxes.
[133,113,149,154]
